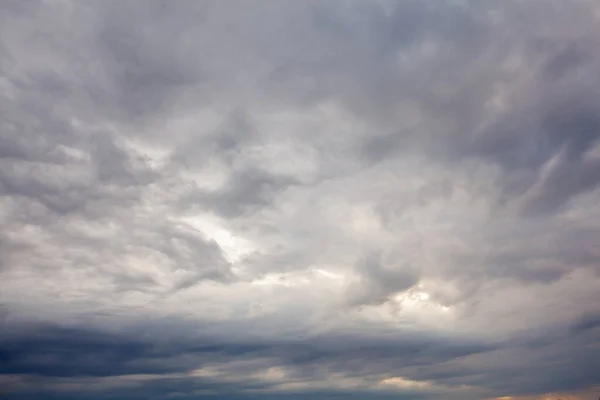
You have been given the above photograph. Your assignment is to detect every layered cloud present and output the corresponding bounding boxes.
[1,1,600,399]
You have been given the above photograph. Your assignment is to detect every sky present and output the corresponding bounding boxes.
[1,1,600,399]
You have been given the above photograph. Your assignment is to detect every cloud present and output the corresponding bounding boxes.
[1,0,600,399]
[346,251,421,306]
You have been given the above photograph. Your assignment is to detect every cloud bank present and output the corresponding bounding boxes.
[1,1,599,399]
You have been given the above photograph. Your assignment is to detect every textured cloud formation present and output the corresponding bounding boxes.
[1,1,600,399]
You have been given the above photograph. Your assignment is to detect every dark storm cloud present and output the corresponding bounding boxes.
[1,317,597,399]
[0,324,259,378]
[399,315,600,397]
[0,322,492,399]
[0,322,493,378]
[4,384,429,400]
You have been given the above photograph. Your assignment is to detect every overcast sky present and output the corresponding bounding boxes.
[1,1,600,399]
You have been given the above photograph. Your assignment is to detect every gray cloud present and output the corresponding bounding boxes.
[1,0,600,399]
[346,251,421,307]
[1,315,598,399]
